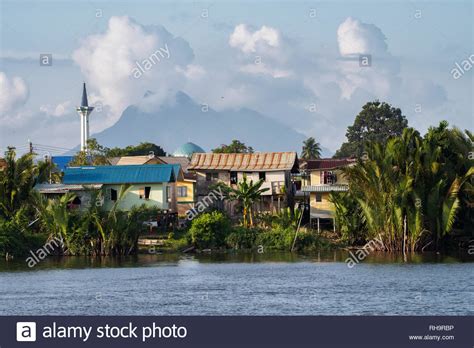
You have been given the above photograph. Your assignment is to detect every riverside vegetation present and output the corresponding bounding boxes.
[0,101,472,259]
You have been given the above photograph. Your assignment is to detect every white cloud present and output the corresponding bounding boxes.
[229,24,280,53]
[333,17,399,100]
[176,64,206,80]
[40,101,72,117]
[240,63,292,78]
[337,17,388,57]
[72,16,194,128]
[0,72,28,114]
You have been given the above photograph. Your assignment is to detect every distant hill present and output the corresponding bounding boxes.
[89,91,332,156]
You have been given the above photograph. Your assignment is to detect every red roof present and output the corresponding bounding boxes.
[303,158,355,170]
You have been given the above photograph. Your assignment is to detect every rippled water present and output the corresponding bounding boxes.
[0,252,472,315]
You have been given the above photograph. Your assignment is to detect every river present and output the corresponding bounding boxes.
[0,251,472,315]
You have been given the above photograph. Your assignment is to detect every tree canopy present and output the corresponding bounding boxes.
[334,101,408,158]
[301,137,322,160]
[69,140,167,166]
[69,138,109,166]
[107,142,166,157]
[212,140,254,154]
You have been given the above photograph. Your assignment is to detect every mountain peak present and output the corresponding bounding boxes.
[174,91,194,106]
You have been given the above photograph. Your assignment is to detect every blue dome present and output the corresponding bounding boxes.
[172,142,205,157]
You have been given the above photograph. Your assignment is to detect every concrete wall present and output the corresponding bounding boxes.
[176,180,195,203]
[310,192,334,212]
[309,169,349,185]
[195,170,288,197]
[102,183,170,211]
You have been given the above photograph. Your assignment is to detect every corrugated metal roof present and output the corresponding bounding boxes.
[303,158,355,171]
[64,164,180,184]
[115,156,164,165]
[302,185,349,192]
[189,152,298,172]
[158,156,190,172]
[51,156,74,172]
[35,183,103,193]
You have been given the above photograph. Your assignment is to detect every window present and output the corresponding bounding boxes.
[144,186,151,200]
[139,186,151,200]
[259,172,266,181]
[206,172,219,181]
[177,186,188,197]
[315,193,322,202]
[110,188,117,201]
[230,171,238,184]
[166,186,171,202]
[322,171,337,184]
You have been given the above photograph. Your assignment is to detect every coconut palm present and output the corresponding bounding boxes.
[301,137,322,160]
[222,174,269,228]
[36,159,62,184]
[0,149,36,218]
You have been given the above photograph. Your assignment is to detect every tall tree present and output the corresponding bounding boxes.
[0,149,36,218]
[69,138,110,166]
[301,137,322,159]
[218,174,268,228]
[107,142,166,157]
[334,101,408,158]
[332,122,473,252]
[212,140,254,154]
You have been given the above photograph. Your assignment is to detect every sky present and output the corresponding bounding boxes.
[0,0,473,156]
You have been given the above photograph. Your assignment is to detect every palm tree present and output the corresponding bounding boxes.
[36,159,62,184]
[32,190,76,254]
[221,174,269,228]
[301,137,322,160]
[0,149,36,218]
[335,123,473,252]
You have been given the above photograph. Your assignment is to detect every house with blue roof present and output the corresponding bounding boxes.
[37,164,183,212]
[51,156,75,172]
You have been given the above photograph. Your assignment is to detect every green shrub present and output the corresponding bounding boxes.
[226,226,259,250]
[292,230,323,251]
[0,218,47,257]
[255,226,295,250]
[189,211,232,249]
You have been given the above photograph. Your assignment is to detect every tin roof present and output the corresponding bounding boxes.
[158,156,190,171]
[303,158,355,171]
[301,184,349,192]
[51,156,74,172]
[64,164,181,185]
[35,183,103,194]
[189,152,298,172]
[114,156,164,166]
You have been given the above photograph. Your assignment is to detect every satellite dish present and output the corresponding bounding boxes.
[148,151,154,159]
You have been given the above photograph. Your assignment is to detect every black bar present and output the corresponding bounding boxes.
[3,316,472,347]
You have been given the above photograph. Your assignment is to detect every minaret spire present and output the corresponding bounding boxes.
[76,82,94,152]
[81,82,89,107]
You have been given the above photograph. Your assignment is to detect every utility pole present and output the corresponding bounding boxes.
[28,140,33,154]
